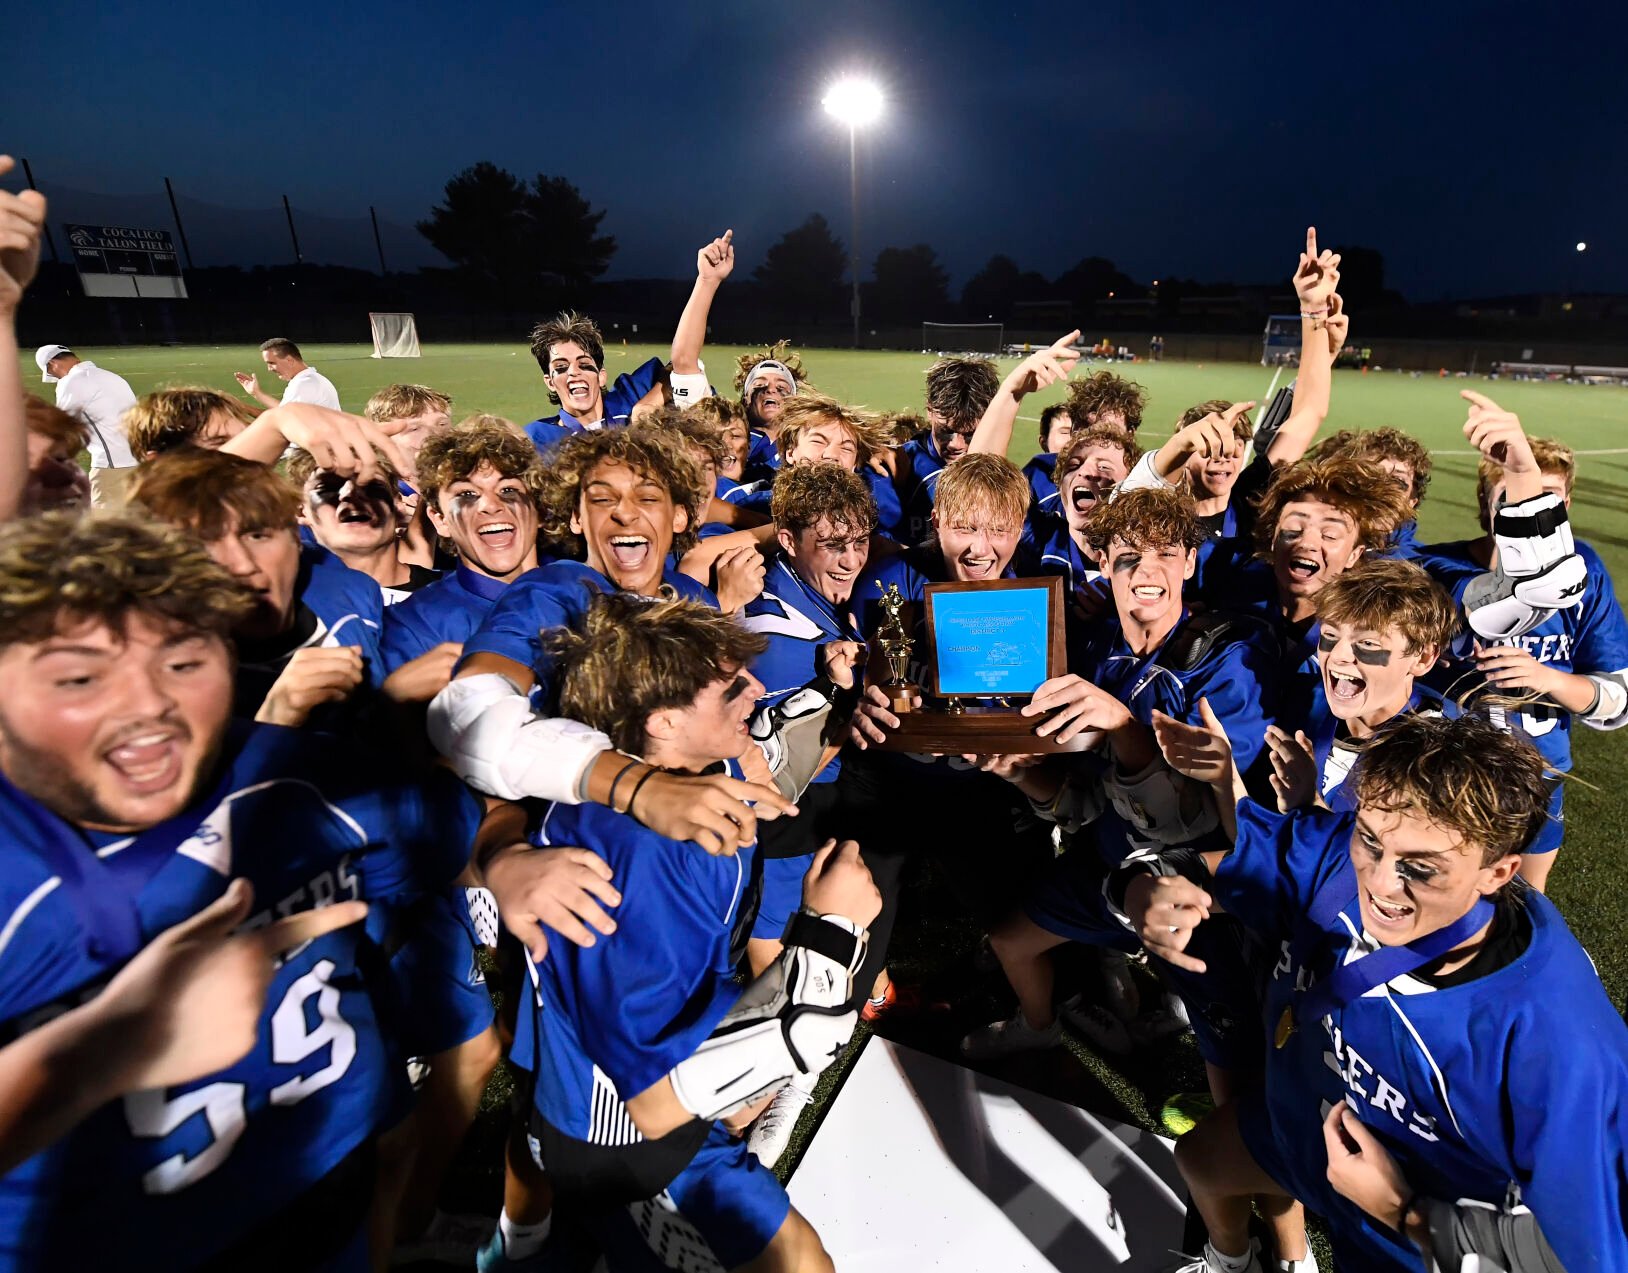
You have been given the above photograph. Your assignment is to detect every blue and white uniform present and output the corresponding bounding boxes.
[523,357,663,452]
[0,725,479,1271]
[1023,609,1282,1069]
[459,559,717,693]
[1023,453,1060,515]
[1419,538,1628,854]
[740,555,862,938]
[891,433,951,547]
[380,561,513,675]
[1309,684,1453,812]
[380,561,519,1056]
[1220,800,1628,1272]
[521,761,790,1270]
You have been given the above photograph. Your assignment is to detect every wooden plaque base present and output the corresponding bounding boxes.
[873,703,1091,755]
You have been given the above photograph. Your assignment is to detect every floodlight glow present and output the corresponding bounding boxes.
[1577,241,1588,252]
[823,77,884,127]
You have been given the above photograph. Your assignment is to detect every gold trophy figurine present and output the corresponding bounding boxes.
[875,581,921,713]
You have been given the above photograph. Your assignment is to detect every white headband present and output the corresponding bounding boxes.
[742,359,799,400]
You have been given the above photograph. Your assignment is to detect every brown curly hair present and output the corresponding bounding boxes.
[1175,399,1253,441]
[1307,428,1433,504]
[646,404,731,475]
[414,416,545,512]
[548,592,768,757]
[769,463,878,538]
[1057,425,1142,478]
[536,422,705,560]
[1066,370,1148,432]
[0,510,253,649]
[1086,486,1205,555]
[1314,558,1458,655]
[1353,714,1552,865]
[1253,455,1413,557]
[924,357,999,428]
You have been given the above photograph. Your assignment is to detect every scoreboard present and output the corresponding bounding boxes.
[65,223,188,299]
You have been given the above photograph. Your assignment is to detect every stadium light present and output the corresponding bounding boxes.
[1576,241,1588,253]
[823,76,884,348]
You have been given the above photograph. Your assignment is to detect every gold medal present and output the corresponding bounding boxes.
[1274,1006,1296,1049]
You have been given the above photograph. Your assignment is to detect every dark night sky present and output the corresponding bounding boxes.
[6,0,1624,299]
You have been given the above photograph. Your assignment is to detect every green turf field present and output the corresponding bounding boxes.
[28,339,1628,1011]
[26,341,1628,1245]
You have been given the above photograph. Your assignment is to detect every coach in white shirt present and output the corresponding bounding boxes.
[234,337,341,411]
[35,344,139,506]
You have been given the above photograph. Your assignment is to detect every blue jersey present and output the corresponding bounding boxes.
[740,556,861,785]
[298,542,387,685]
[1379,517,1422,561]
[1309,684,1452,811]
[722,478,773,516]
[459,559,717,697]
[0,725,479,1270]
[1071,609,1281,859]
[1015,510,1100,600]
[523,357,663,449]
[1418,538,1628,774]
[1023,453,1060,514]
[380,561,511,675]
[892,434,950,546]
[1219,801,1628,1273]
[740,428,779,485]
[522,760,754,1169]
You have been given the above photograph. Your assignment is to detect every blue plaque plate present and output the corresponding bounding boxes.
[929,585,1053,696]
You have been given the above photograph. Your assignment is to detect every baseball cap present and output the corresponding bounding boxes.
[35,345,72,383]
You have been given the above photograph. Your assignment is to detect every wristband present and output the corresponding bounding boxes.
[606,757,641,813]
[626,766,660,821]
[1300,308,1328,317]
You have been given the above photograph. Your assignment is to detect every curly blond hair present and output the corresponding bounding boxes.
[0,511,252,648]
[933,454,1029,531]
[1308,427,1433,504]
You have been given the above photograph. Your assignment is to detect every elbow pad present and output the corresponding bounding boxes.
[1104,759,1219,845]
[1031,767,1108,833]
[427,672,610,802]
[1464,493,1587,639]
[749,682,848,800]
[669,914,866,1122]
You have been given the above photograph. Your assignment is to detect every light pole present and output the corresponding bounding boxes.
[822,76,883,348]
[1567,241,1587,309]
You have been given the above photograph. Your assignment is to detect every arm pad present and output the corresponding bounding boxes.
[668,914,866,1122]
[427,672,611,802]
[1028,766,1108,833]
[1464,493,1588,639]
[668,367,711,408]
[1104,758,1219,844]
[750,681,850,801]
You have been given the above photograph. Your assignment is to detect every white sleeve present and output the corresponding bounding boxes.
[427,673,612,802]
[1113,449,1178,499]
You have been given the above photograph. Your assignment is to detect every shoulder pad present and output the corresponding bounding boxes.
[1157,609,1260,673]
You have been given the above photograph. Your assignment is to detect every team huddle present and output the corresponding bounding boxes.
[3,179,1627,1273]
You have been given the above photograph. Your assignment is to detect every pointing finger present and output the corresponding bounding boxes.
[256,899,369,957]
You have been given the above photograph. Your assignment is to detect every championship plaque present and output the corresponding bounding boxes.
[874,576,1078,754]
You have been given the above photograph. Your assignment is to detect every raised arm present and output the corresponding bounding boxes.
[670,230,734,391]
[0,155,47,522]
[1266,228,1343,465]
[222,401,413,484]
[969,330,1081,457]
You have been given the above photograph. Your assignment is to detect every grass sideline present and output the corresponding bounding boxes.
[25,340,1628,1247]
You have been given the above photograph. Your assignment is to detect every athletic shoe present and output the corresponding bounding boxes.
[1097,948,1142,1021]
[859,980,945,1022]
[960,1010,1061,1060]
[1059,996,1134,1056]
[1166,1239,1264,1273]
[1158,1091,1216,1137]
[391,1210,492,1267]
[747,1071,817,1170]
